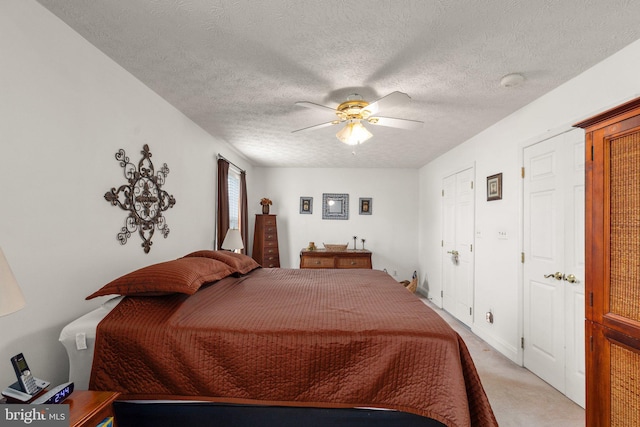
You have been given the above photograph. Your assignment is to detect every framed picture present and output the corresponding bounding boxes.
[322,193,349,220]
[359,197,372,215]
[487,173,502,201]
[300,196,313,214]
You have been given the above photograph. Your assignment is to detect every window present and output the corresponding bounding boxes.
[228,169,240,230]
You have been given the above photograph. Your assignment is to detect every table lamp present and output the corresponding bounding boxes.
[221,229,244,253]
[0,247,26,317]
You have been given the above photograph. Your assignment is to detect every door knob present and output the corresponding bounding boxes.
[544,272,563,280]
[447,250,459,255]
[564,274,578,283]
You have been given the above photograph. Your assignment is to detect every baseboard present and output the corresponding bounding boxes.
[472,326,520,365]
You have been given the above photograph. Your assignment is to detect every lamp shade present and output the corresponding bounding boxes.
[221,229,244,251]
[0,247,26,317]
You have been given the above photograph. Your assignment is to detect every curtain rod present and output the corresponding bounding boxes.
[217,154,246,173]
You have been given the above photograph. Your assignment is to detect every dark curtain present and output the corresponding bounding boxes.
[240,171,249,255]
[216,158,229,250]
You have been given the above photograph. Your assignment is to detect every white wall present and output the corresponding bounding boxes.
[419,38,640,363]
[0,0,253,389]
[253,168,419,280]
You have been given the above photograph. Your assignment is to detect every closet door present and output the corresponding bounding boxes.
[522,130,585,407]
[577,98,640,426]
[442,167,475,327]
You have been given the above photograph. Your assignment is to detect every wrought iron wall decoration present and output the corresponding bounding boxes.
[104,144,176,253]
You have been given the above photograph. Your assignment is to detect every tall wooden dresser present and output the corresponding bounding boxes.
[252,214,280,268]
[575,97,640,426]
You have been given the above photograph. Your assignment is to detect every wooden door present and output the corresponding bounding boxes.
[576,98,640,426]
[522,130,585,406]
[442,167,475,326]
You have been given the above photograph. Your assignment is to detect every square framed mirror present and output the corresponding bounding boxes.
[322,193,349,220]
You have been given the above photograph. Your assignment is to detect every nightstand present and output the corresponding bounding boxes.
[67,391,120,427]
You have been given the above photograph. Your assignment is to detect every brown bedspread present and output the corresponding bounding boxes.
[90,268,496,427]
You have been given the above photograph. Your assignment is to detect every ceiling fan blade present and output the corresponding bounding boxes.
[292,120,341,133]
[367,116,423,130]
[295,101,337,114]
[363,91,411,116]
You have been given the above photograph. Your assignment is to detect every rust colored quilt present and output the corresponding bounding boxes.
[90,268,496,427]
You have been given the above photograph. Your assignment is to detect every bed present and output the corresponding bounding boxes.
[60,251,496,427]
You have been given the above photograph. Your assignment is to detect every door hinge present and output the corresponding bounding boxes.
[470,181,474,189]
[441,240,444,247]
[591,145,594,161]
[521,167,525,178]
[441,189,444,197]
[469,307,472,316]
[441,290,444,298]
[521,252,525,263]
[590,336,594,352]
[521,337,525,349]
[589,292,593,307]
[470,244,473,252]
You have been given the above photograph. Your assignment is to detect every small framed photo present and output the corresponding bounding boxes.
[359,197,372,215]
[300,196,313,214]
[487,173,502,201]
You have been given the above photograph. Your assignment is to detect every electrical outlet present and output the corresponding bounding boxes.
[485,311,494,324]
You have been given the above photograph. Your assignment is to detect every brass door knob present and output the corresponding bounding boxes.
[564,274,578,283]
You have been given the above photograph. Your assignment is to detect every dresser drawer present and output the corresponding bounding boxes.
[263,254,280,268]
[336,257,371,269]
[263,217,277,226]
[301,256,335,268]
[264,232,278,241]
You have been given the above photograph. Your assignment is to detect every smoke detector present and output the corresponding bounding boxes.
[500,73,525,88]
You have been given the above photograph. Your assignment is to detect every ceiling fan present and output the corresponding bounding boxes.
[292,91,423,145]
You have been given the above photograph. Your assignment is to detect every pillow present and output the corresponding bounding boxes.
[184,250,261,275]
[86,257,235,300]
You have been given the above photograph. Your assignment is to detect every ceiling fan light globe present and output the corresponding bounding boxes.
[336,121,372,145]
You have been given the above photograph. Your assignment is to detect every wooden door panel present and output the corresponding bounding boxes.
[576,97,640,426]
[587,320,640,426]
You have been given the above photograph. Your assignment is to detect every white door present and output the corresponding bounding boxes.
[442,167,475,327]
[523,129,585,407]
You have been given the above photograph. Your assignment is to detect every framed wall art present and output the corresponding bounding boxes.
[322,193,349,220]
[359,197,372,215]
[300,196,313,214]
[486,173,502,201]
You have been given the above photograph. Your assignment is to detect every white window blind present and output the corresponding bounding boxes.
[228,170,240,230]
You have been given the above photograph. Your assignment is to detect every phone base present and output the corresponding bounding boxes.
[2,378,50,402]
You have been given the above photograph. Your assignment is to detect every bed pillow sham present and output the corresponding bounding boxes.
[184,250,261,275]
[86,257,235,300]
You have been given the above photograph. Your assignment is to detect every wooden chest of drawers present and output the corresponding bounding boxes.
[300,249,372,269]
[252,214,280,268]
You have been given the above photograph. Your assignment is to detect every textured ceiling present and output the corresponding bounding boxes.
[37,0,640,168]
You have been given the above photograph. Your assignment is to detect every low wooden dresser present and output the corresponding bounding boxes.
[300,249,372,269]
[252,214,280,268]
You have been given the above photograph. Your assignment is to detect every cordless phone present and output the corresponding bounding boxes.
[10,353,39,395]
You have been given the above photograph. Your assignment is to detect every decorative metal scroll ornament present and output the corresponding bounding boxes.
[104,144,176,253]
